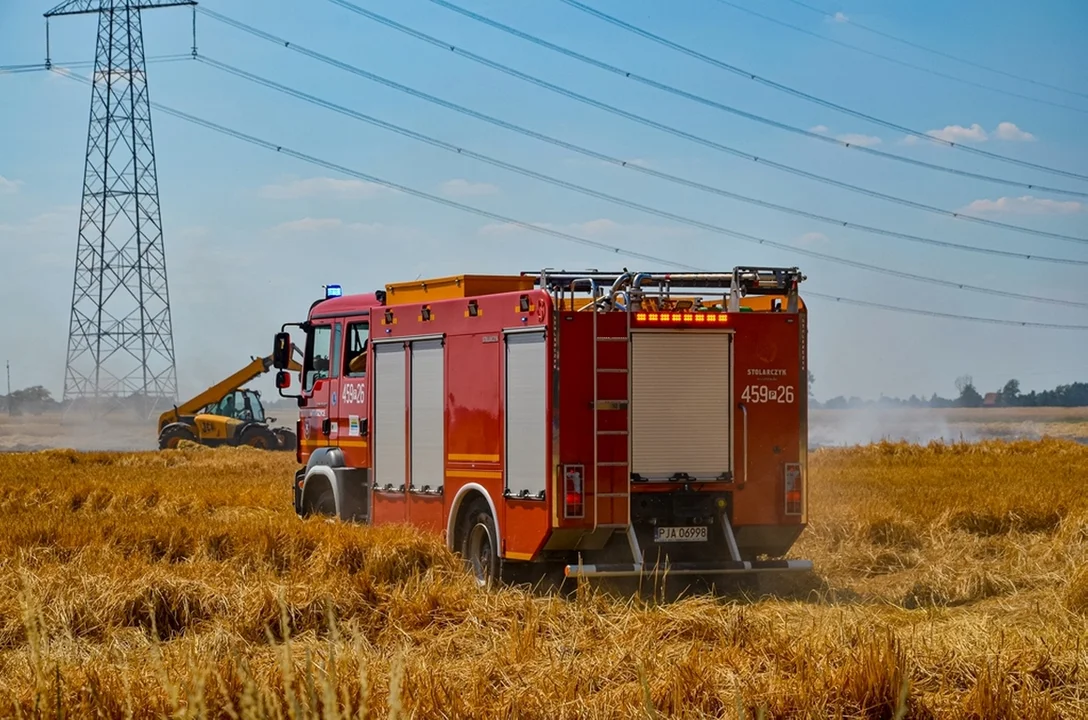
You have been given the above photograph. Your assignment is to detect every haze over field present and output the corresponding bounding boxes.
[3,406,1088,454]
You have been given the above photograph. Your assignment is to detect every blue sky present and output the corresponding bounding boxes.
[1,0,1086,403]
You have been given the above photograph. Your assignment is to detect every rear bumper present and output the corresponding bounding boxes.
[563,558,813,579]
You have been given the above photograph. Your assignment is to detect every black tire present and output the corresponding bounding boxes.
[306,484,337,518]
[273,428,297,451]
[459,498,499,588]
[158,423,196,450]
[239,424,277,450]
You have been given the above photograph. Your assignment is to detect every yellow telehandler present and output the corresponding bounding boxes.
[157,347,303,451]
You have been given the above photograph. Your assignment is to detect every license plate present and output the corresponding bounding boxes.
[654,525,709,542]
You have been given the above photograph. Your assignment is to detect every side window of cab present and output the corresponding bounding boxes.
[305,325,332,391]
[344,322,369,377]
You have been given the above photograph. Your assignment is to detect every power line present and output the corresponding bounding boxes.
[780,0,1088,102]
[177,16,1088,266]
[46,64,1088,331]
[554,0,1088,183]
[1,54,191,74]
[710,0,1088,115]
[424,0,1088,197]
[306,3,1088,246]
[195,56,1088,309]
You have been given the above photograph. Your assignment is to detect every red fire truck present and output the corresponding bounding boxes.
[271,267,813,588]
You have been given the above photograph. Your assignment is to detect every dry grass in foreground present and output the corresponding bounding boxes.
[1,439,1086,718]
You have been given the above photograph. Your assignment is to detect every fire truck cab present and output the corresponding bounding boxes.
[271,267,813,587]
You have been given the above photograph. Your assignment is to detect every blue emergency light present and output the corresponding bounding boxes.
[324,284,343,299]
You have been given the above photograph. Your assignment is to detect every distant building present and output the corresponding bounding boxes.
[982,392,999,407]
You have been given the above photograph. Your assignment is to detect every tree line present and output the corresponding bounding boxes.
[809,372,1088,410]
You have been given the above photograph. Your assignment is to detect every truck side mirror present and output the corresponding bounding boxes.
[275,370,291,389]
[272,332,292,369]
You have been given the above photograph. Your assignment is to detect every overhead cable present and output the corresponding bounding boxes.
[187,16,1088,267]
[47,64,1088,331]
[554,0,1088,183]
[200,56,1088,309]
[303,3,1088,245]
[424,0,1088,195]
[709,0,1088,115]
[0,54,192,75]
[780,0,1088,102]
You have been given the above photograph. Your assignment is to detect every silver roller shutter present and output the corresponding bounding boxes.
[631,330,732,480]
[373,342,407,489]
[410,339,445,489]
[505,330,548,498]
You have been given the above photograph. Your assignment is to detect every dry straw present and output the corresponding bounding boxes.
[0,437,1085,718]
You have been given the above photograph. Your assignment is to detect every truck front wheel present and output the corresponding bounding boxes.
[459,498,498,588]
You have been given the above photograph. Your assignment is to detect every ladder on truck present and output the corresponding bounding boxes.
[561,274,643,569]
[591,302,631,530]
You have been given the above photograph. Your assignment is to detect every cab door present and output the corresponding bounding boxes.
[301,321,334,452]
[333,319,371,466]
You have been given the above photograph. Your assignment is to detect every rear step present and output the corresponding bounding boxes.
[564,558,814,579]
[565,500,814,579]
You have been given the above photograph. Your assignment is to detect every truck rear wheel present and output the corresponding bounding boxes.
[459,498,499,588]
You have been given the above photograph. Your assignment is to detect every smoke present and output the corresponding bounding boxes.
[0,409,156,453]
[809,408,986,448]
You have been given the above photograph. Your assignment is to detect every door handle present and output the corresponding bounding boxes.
[322,418,331,436]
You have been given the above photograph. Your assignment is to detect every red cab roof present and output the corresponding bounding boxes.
[309,291,385,319]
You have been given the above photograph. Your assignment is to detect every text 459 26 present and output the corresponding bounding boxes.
[741,384,795,403]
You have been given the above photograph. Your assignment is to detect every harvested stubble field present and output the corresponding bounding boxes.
[1,439,1087,719]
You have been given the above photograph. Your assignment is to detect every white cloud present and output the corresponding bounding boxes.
[177,226,209,239]
[797,232,829,246]
[808,126,881,146]
[272,217,348,233]
[833,12,849,23]
[478,217,694,241]
[836,133,881,147]
[0,176,23,194]
[926,123,988,143]
[959,195,1084,215]
[903,121,1037,145]
[268,218,427,242]
[439,179,500,197]
[993,121,1035,142]
[258,177,392,200]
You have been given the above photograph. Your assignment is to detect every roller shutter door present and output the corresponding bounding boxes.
[410,339,444,489]
[630,330,732,480]
[373,342,407,489]
[505,330,548,497]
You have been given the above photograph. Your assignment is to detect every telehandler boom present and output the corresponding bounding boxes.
[157,347,302,451]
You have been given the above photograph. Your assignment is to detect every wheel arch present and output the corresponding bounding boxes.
[446,483,500,552]
[301,466,337,515]
[158,421,196,449]
[300,447,345,515]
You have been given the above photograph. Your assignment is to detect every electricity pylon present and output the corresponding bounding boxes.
[45,0,195,414]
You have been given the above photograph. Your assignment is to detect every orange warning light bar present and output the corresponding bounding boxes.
[633,311,729,326]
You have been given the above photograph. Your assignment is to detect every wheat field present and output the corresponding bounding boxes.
[1,438,1086,718]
